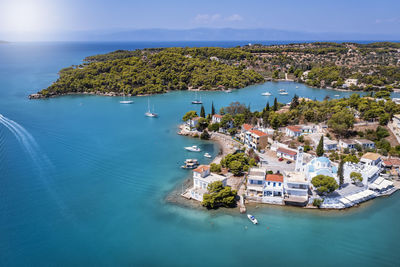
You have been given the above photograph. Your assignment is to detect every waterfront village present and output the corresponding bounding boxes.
[178,95,400,210]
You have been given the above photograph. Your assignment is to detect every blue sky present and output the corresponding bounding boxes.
[0,0,399,40]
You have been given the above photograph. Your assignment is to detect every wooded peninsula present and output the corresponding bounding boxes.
[31,42,400,98]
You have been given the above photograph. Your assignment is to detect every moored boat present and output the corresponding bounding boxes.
[279,91,288,95]
[120,100,134,104]
[247,214,258,224]
[181,159,199,169]
[261,92,272,96]
[204,153,211,158]
[184,145,201,152]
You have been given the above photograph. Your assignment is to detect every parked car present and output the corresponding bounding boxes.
[278,157,284,161]
[286,161,292,164]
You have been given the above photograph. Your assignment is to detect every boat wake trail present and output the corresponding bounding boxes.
[0,114,76,223]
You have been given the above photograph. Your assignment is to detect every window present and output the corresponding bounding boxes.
[279,183,281,186]
[273,182,276,187]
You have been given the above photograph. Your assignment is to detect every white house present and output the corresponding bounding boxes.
[339,139,357,150]
[277,147,297,161]
[344,162,381,184]
[355,139,375,150]
[190,165,227,201]
[246,168,266,198]
[264,174,284,197]
[310,134,337,151]
[283,171,309,205]
[285,125,302,137]
[211,114,222,124]
[187,117,201,129]
[305,157,338,182]
[344,78,358,87]
[360,152,382,167]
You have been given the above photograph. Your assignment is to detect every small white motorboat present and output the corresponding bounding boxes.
[279,89,285,92]
[204,153,211,158]
[119,100,134,104]
[261,92,272,96]
[185,145,201,152]
[181,159,199,169]
[334,94,340,97]
[225,89,232,93]
[247,214,258,224]
[279,91,289,95]
[296,86,299,88]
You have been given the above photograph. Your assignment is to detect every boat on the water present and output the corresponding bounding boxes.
[145,99,158,117]
[334,94,340,97]
[192,91,203,104]
[225,89,232,93]
[204,153,211,158]
[279,89,285,92]
[185,145,201,152]
[247,214,258,224]
[296,86,299,88]
[120,100,134,104]
[181,159,199,169]
[261,92,272,96]
[120,88,134,104]
[279,91,289,95]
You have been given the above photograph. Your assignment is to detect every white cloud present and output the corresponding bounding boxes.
[193,14,243,25]
[194,14,221,24]
[225,14,243,22]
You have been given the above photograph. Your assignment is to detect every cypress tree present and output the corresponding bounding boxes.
[316,136,324,157]
[290,94,299,110]
[200,105,205,118]
[265,102,270,111]
[273,97,278,111]
[338,160,344,186]
[211,102,215,115]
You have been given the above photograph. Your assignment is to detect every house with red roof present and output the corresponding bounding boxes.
[277,147,297,161]
[211,114,223,124]
[189,165,228,201]
[264,174,284,201]
[239,124,268,150]
[285,125,302,137]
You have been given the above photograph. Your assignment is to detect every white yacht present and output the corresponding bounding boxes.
[279,89,285,92]
[181,159,199,169]
[145,99,158,117]
[247,214,258,224]
[184,145,201,152]
[225,89,232,93]
[191,91,203,104]
[279,91,289,95]
[261,92,272,96]
[120,89,134,104]
[204,153,211,158]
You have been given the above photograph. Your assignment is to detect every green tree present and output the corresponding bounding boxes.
[210,163,222,173]
[200,130,210,140]
[327,109,355,136]
[220,114,233,129]
[229,160,243,176]
[183,110,198,121]
[350,172,363,184]
[200,105,205,118]
[202,181,237,209]
[297,135,304,143]
[290,94,299,110]
[273,97,278,111]
[211,102,215,115]
[338,160,344,186]
[196,117,208,131]
[316,136,324,157]
[208,123,220,132]
[311,175,339,195]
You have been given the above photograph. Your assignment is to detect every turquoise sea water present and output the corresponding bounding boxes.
[1,42,400,266]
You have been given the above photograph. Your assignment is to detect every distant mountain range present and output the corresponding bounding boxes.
[1,28,400,42]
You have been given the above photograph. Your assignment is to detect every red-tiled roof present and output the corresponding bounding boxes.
[250,129,268,137]
[213,114,223,118]
[266,174,283,182]
[193,165,210,173]
[242,124,253,131]
[277,147,297,156]
[286,125,302,132]
[383,158,400,166]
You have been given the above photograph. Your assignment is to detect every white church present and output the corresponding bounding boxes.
[295,146,338,183]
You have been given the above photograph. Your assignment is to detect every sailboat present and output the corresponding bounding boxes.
[191,91,202,104]
[119,88,133,104]
[145,99,158,117]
